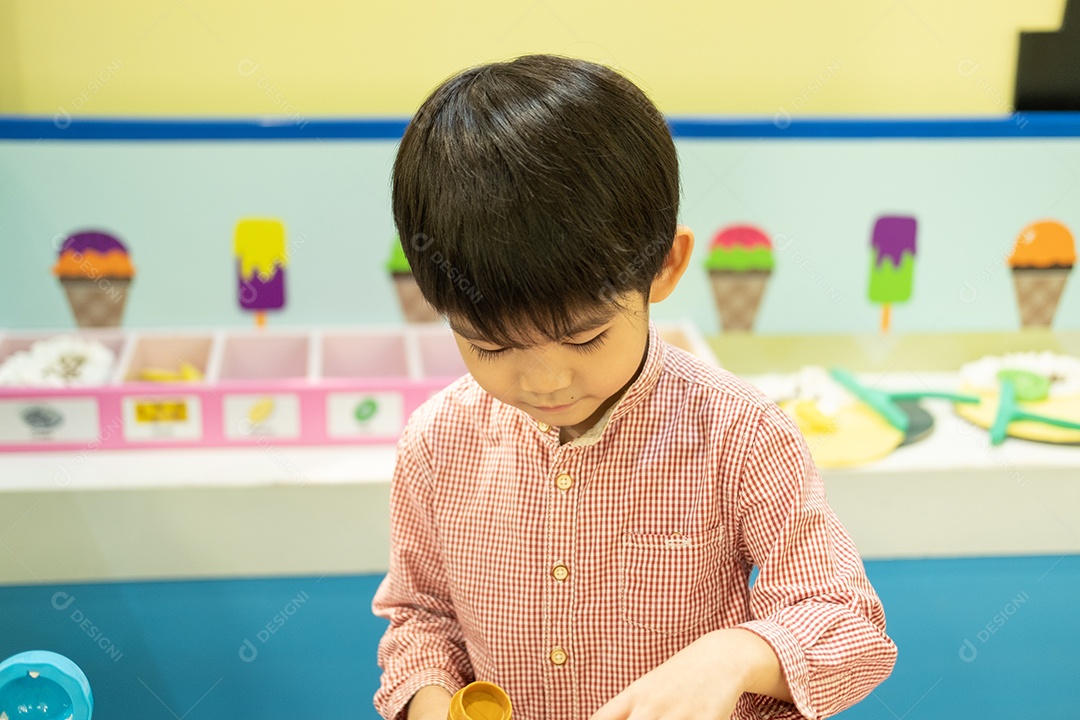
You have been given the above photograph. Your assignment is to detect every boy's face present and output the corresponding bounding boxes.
[449,295,650,441]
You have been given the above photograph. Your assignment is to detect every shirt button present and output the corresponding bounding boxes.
[555,473,574,491]
[552,564,569,582]
[549,647,568,666]
[537,422,550,433]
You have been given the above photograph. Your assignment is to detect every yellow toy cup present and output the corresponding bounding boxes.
[448,681,512,720]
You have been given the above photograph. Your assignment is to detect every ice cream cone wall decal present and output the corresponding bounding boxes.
[235,218,287,328]
[1007,220,1075,328]
[52,230,135,327]
[704,225,774,332]
[868,215,917,333]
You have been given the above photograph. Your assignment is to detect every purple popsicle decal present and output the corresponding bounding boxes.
[234,218,288,327]
[872,217,917,266]
[868,215,917,333]
[238,262,285,310]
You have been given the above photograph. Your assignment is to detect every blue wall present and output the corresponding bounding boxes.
[2,556,1077,719]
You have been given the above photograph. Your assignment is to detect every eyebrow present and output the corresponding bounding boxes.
[450,311,617,347]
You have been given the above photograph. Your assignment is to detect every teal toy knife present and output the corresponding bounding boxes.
[829,367,980,433]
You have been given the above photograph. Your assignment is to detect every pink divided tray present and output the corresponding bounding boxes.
[0,323,716,451]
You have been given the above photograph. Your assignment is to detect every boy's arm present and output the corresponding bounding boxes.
[372,422,473,720]
[591,402,894,720]
[733,403,898,718]
[406,686,453,720]
[590,625,790,720]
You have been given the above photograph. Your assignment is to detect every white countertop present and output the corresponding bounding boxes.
[1,371,1077,584]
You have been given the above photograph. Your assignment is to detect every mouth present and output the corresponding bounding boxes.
[529,401,577,414]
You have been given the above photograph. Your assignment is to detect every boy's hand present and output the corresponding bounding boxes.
[590,628,792,720]
[407,685,453,720]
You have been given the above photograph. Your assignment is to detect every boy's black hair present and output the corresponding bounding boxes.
[392,54,679,347]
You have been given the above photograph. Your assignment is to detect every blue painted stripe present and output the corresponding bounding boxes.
[670,114,1073,138]
[0,117,410,140]
[2,113,1079,140]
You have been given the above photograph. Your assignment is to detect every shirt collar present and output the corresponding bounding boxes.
[602,320,666,425]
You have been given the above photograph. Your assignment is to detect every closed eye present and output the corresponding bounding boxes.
[469,344,507,361]
[566,330,608,353]
[469,329,608,360]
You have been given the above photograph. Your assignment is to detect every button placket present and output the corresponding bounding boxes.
[547,449,578,674]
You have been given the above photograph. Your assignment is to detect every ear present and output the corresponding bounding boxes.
[649,225,695,303]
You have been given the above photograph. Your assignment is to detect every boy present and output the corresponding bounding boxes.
[373,54,896,720]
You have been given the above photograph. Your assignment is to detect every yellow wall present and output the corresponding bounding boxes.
[0,0,1068,117]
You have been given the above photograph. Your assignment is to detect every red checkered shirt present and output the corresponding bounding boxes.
[373,324,896,720]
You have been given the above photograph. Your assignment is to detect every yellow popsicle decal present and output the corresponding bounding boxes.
[235,218,288,282]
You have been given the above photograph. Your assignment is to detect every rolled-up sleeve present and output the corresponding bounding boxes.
[735,404,897,719]
[372,418,474,720]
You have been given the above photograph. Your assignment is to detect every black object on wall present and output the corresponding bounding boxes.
[1015,0,1080,110]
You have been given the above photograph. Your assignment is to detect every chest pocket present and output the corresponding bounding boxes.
[619,526,726,635]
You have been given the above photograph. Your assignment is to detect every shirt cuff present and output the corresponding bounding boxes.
[737,619,816,720]
[383,669,465,720]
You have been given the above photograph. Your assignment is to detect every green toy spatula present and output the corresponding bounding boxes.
[990,372,1080,446]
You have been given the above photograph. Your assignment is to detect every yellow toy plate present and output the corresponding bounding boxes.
[954,391,1080,444]
[780,399,904,468]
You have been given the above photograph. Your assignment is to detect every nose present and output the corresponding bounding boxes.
[518,352,572,398]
